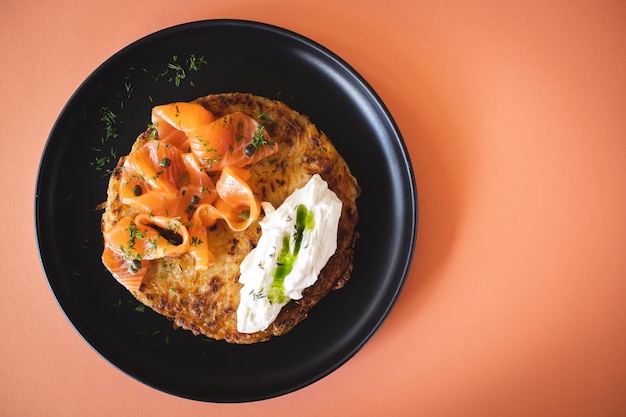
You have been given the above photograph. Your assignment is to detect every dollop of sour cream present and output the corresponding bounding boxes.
[236,174,343,333]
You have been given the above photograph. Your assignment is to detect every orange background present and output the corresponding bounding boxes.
[2,1,626,416]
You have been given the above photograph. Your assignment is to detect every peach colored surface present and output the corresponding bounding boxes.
[2,1,625,416]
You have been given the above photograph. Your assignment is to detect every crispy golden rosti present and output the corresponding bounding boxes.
[101,93,359,343]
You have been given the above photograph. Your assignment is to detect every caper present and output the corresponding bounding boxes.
[128,259,142,274]
[159,157,171,168]
[132,184,142,196]
[244,144,256,157]
[190,194,200,205]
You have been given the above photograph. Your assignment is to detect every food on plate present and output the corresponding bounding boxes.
[100,92,360,343]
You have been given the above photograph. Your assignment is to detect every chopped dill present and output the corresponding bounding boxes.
[99,107,118,143]
[167,56,186,87]
[153,53,208,86]
[249,288,266,300]
[124,81,133,98]
[187,54,207,71]
[251,123,274,149]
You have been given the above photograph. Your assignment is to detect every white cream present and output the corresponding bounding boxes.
[236,174,343,333]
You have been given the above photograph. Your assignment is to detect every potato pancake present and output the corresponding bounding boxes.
[101,92,359,344]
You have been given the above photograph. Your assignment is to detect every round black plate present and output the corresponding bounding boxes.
[35,20,417,402]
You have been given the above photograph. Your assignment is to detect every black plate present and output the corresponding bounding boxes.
[35,20,417,402]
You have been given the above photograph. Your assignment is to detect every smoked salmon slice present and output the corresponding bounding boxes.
[189,112,278,171]
[101,246,147,292]
[214,166,260,231]
[103,215,189,261]
[122,140,186,195]
[152,102,215,152]
[152,102,216,135]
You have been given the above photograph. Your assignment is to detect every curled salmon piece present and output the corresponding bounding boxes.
[180,153,218,207]
[215,166,260,230]
[186,224,213,272]
[103,215,189,260]
[178,154,218,271]
[159,129,189,151]
[102,216,151,292]
[102,215,190,292]
[133,214,190,259]
[189,112,278,171]
[152,102,216,135]
[152,102,216,152]
[210,166,260,231]
[103,217,145,260]
[185,167,260,270]
[120,141,217,218]
[123,140,186,195]
[119,170,178,217]
[101,246,147,292]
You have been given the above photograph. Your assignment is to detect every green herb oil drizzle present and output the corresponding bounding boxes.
[268,204,315,304]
